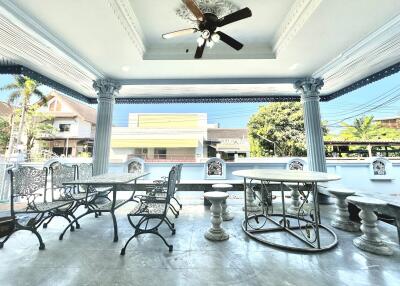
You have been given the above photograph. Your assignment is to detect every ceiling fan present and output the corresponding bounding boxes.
[162,0,252,59]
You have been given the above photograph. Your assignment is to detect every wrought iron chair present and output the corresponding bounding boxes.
[145,163,183,217]
[121,166,177,254]
[47,162,84,229]
[0,166,73,250]
[75,163,113,217]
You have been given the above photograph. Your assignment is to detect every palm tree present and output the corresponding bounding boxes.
[340,115,378,140]
[0,76,46,155]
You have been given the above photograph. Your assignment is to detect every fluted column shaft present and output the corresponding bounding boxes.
[92,79,121,175]
[295,78,326,172]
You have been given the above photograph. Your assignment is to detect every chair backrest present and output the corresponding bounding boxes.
[8,166,48,213]
[49,162,76,201]
[76,163,93,180]
[75,163,93,192]
[164,166,177,209]
[175,163,183,184]
[125,157,145,175]
[204,157,226,179]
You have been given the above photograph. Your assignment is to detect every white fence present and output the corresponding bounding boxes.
[0,157,399,201]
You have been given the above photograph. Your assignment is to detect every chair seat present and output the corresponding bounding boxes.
[129,202,165,216]
[29,201,72,212]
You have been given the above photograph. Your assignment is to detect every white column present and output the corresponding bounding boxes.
[295,78,326,173]
[92,79,121,175]
[295,78,330,203]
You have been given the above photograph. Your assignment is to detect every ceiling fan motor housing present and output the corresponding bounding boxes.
[198,13,219,34]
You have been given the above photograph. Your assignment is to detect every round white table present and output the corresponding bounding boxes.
[233,169,340,252]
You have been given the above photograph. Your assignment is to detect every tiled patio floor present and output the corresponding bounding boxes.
[0,192,399,286]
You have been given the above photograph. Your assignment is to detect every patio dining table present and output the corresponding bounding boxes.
[59,172,149,242]
[233,169,340,252]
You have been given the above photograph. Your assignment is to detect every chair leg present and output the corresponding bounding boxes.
[169,204,179,218]
[151,230,173,252]
[0,232,13,249]
[15,222,45,250]
[42,215,55,229]
[172,197,182,210]
[164,218,176,235]
[120,231,139,255]
[69,213,80,229]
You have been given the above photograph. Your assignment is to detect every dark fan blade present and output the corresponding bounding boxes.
[162,28,197,39]
[218,7,252,27]
[182,0,204,21]
[217,31,243,50]
[195,41,206,59]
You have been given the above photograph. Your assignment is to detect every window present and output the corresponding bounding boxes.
[154,148,167,159]
[59,124,71,132]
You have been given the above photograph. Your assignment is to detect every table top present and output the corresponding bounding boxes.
[347,195,388,206]
[63,172,149,185]
[232,169,340,183]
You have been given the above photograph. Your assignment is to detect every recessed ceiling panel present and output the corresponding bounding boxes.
[130,0,294,60]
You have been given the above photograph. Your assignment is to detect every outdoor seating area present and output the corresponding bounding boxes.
[0,189,399,286]
[1,0,400,285]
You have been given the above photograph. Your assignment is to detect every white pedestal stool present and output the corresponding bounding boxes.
[204,191,229,241]
[329,188,360,232]
[347,196,393,256]
[212,184,234,221]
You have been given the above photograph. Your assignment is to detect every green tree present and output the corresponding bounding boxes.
[248,102,327,157]
[339,115,400,140]
[0,76,46,153]
[333,115,400,156]
[12,104,56,153]
[0,117,10,153]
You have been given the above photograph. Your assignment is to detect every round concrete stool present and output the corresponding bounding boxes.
[347,196,393,256]
[329,188,359,232]
[204,191,229,241]
[212,184,234,221]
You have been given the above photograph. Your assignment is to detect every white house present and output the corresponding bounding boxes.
[38,91,96,157]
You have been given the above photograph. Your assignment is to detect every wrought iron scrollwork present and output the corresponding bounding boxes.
[297,184,318,243]
[11,167,46,196]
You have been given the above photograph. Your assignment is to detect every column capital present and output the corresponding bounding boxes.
[294,78,324,101]
[93,79,121,100]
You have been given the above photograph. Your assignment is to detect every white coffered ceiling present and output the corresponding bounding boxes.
[0,0,400,101]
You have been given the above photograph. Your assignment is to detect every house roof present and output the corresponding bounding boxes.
[0,102,13,118]
[46,91,97,124]
[207,128,248,141]
[374,116,400,121]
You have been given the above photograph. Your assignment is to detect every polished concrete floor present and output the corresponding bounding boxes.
[0,192,399,286]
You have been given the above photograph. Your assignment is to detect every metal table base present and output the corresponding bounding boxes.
[243,178,338,252]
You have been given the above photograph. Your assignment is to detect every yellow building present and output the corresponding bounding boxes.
[110,113,208,162]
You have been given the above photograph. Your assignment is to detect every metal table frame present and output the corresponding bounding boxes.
[59,172,149,242]
[236,170,339,252]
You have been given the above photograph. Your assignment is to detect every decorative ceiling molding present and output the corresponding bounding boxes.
[176,0,239,23]
[0,0,102,79]
[110,95,301,105]
[314,14,400,93]
[106,0,146,56]
[0,0,99,97]
[321,61,400,102]
[118,77,298,85]
[273,0,321,57]
[0,64,91,103]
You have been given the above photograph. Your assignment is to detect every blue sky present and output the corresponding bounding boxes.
[1,72,399,133]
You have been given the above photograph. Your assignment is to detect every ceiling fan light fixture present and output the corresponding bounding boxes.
[206,39,215,48]
[201,29,210,39]
[211,33,220,43]
[197,37,205,47]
